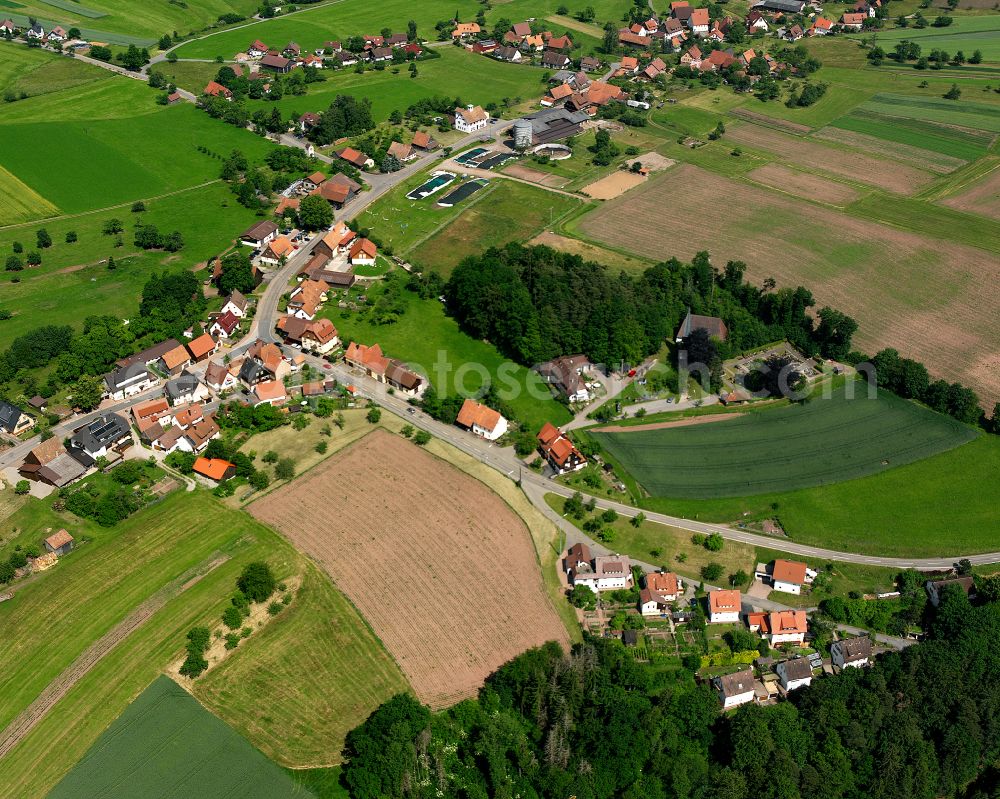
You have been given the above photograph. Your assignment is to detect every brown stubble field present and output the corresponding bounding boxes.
[727,123,936,194]
[250,429,570,709]
[575,163,1000,405]
[746,163,860,206]
[940,162,1000,221]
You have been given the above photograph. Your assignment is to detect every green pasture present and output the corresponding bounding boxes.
[590,380,979,498]
[47,677,308,799]
[0,101,275,213]
[0,43,108,96]
[246,46,548,123]
[638,434,1000,558]
[326,287,572,430]
[408,178,582,274]
[174,0,483,59]
[0,164,59,224]
[857,92,1000,132]
[852,15,1000,61]
[0,182,263,350]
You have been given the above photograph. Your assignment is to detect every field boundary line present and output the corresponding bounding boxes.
[922,156,1000,202]
[0,552,230,761]
[0,180,223,231]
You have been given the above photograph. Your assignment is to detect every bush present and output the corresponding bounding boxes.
[704,533,724,552]
[701,562,724,581]
[367,407,382,424]
[601,508,618,524]
[222,605,243,629]
[570,584,597,610]
[236,562,276,603]
[275,458,295,480]
[225,633,241,650]
[8,550,28,569]
[267,601,283,616]
[314,441,328,454]
[413,430,431,446]
[262,450,279,463]
[14,479,30,495]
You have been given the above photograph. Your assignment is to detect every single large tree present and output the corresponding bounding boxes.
[298,194,333,231]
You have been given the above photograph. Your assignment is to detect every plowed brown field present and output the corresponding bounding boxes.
[250,429,569,708]
[577,164,1000,405]
[729,123,934,194]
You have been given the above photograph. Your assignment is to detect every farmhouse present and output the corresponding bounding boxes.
[536,422,586,473]
[241,220,279,248]
[639,572,683,615]
[26,22,44,39]
[344,342,425,396]
[313,173,362,207]
[69,413,131,463]
[452,22,481,38]
[831,636,872,669]
[412,130,438,151]
[580,55,601,71]
[43,529,74,556]
[746,10,770,30]
[454,104,490,133]
[193,457,236,481]
[103,365,156,401]
[219,290,248,319]
[300,318,340,354]
[287,279,328,320]
[116,339,181,370]
[0,20,18,35]
[19,438,87,487]
[839,12,866,29]
[521,107,590,144]
[494,45,522,63]
[573,554,634,593]
[260,235,295,265]
[536,354,592,402]
[708,589,742,623]
[259,53,293,73]
[810,16,834,34]
[926,575,975,607]
[349,238,378,266]
[0,400,34,436]
[714,669,755,709]
[336,147,374,170]
[542,50,571,69]
[675,309,728,342]
[386,141,416,162]
[248,39,269,57]
[203,81,233,100]
[776,657,814,692]
[752,0,805,11]
[455,398,508,441]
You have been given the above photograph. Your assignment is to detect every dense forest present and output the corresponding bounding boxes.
[341,584,1000,799]
[444,244,857,370]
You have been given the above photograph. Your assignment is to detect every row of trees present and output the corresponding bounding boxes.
[342,586,1000,798]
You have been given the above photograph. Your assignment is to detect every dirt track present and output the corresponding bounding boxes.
[582,170,647,199]
[595,413,738,432]
[0,555,228,759]
[250,429,570,709]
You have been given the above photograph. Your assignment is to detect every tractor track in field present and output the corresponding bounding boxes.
[0,554,229,760]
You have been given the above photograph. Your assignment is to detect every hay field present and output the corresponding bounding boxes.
[940,161,1000,221]
[250,429,570,709]
[575,164,1000,404]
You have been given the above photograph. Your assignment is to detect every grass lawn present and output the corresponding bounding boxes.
[545,493,757,584]
[0,489,407,797]
[243,46,549,124]
[754,547,902,608]
[325,287,572,430]
[408,178,583,275]
[47,676,306,799]
[174,0,484,59]
[590,380,979,499]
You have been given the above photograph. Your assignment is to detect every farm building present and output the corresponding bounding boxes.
[193,457,236,481]
[454,104,490,133]
[43,529,74,556]
[186,333,218,363]
[19,438,87,487]
[344,342,425,397]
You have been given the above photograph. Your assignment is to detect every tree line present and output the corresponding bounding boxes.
[341,585,1000,799]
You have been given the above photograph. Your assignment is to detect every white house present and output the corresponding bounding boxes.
[164,372,211,407]
[240,220,279,249]
[708,589,741,624]
[25,23,44,40]
[299,318,340,355]
[47,26,67,42]
[776,658,813,692]
[714,669,755,709]
[454,104,490,133]
[103,365,156,401]
[220,290,249,319]
[455,398,508,441]
[831,637,872,669]
[573,554,633,593]
[766,610,808,645]
[209,310,241,340]
[204,361,238,393]
[248,39,269,58]
[770,559,809,595]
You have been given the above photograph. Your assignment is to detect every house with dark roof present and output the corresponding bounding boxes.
[104,365,156,401]
[241,220,279,248]
[0,400,34,436]
[776,657,814,692]
[564,542,592,580]
[926,575,976,607]
[259,53,293,72]
[69,413,131,463]
[165,372,211,407]
[541,49,571,69]
[831,636,872,669]
[752,0,805,11]
[536,355,591,402]
[714,669,756,708]
[209,310,241,340]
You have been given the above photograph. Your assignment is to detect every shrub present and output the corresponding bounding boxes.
[225,633,241,650]
[413,430,431,445]
[367,406,382,424]
[701,562,724,581]
[275,458,295,480]
[704,533,724,552]
[222,605,243,629]
[267,601,283,616]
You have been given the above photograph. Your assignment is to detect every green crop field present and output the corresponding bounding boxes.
[174,0,484,59]
[47,676,310,799]
[0,489,408,798]
[326,286,572,431]
[851,15,1000,61]
[858,92,1000,133]
[408,178,582,274]
[590,381,979,498]
[0,44,108,96]
[242,46,549,124]
[826,108,992,162]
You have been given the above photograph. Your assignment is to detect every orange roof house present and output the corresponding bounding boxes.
[455,398,508,440]
[708,589,742,621]
[261,235,294,263]
[537,422,586,473]
[160,344,191,373]
[452,22,481,37]
[203,80,232,99]
[193,457,235,481]
[186,332,217,362]
[772,559,808,586]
